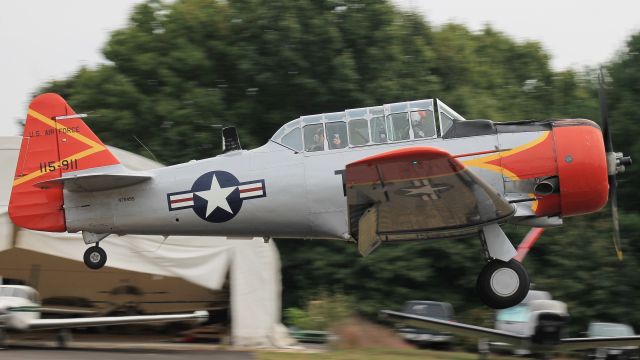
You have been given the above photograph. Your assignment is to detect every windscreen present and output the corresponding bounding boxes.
[496,304,529,322]
[589,323,635,337]
[403,303,448,319]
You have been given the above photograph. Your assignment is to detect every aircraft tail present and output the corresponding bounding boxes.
[8,93,120,232]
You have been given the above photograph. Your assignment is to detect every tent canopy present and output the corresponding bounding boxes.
[0,137,285,346]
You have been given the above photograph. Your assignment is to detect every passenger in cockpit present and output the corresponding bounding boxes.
[330,133,345,149]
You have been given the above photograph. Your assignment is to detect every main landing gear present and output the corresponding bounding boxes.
[477,224,530,309]
[477,259,529,309]
[82,231,110,270]
[83,244,107,270]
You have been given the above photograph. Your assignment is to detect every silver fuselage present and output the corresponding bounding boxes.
[64,131,543,240]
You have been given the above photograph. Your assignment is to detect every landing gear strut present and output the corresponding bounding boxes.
[83,244,107,270]
[477,224,530,309]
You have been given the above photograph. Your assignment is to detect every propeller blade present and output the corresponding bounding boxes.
[598,70,614,153]
[598,69,623,261]
[610,174,623,261]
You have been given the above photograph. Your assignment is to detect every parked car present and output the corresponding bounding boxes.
[490,290,552,355]
[395,300,455,349]
[584,322,639,360]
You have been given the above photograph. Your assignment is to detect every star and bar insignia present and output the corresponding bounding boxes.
[167,170,266,223]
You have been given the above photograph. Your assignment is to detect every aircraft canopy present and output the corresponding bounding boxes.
[271,99,466,152]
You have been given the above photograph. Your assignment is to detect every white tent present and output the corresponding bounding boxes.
[0,136,289,347]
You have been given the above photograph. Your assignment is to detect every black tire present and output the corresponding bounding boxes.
[476,259,529,309]
[83,246,107,270]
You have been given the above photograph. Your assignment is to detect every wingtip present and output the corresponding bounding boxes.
[194,310,209,322]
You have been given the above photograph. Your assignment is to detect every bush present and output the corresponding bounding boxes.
[284,292,353,331]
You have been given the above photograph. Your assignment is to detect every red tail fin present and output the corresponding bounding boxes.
[9,93,120,232]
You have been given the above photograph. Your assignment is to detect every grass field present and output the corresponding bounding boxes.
[256,348,517,360]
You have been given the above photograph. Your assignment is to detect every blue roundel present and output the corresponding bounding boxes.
[191,171,242,223]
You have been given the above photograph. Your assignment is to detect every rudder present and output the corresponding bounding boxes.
[9,93,120,232]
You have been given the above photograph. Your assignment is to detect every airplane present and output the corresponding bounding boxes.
[0,284,208,348]
[7,80,631,310]
[381,298,640,359]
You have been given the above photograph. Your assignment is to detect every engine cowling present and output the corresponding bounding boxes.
[553,120,609,217]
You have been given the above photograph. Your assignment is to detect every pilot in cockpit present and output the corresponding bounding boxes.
[308,128,325,152]
[411,110,433,138]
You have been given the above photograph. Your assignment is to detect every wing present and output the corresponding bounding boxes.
[346,147,514,255]
[8,305,96,316]
[557,336,640,351]
[381,310,528,346]
[26,310,208,331]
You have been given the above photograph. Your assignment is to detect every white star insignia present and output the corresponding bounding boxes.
[194,175,236,217]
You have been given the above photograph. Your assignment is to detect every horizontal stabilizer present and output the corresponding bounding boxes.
[34,166,152,192]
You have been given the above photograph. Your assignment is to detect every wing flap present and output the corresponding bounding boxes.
[346,147,513,241]
[27,310,208,331]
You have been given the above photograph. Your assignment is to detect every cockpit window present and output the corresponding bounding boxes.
[410,110,436,138]
[281,127,302,152]
[272,126,286,140]
[386,112,410,141]
[304,124,325,152]
[440,111,455,137]
[325,122,348,150]
[348,118,369,146]
[271,99,464,149]
[370,116,388,143]
[0,287,30,300]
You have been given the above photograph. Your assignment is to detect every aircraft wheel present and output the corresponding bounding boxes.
[477,259,529,309]
[83,246,107,270]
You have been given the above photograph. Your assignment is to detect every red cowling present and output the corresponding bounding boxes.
[553,120,609,217]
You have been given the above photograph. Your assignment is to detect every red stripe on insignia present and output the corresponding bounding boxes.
[239,186,262,193]
[171,197,193,204]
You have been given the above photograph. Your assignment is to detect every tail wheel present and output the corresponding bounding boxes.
[83,245,107,270]
[477,259,529,309]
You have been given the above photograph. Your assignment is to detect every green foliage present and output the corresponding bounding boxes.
[284,292,354,331]
[36,0,640,336]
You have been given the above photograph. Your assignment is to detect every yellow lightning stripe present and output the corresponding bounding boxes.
[27,109,103,149]
[12,109,107,187]
[462,131,551,180]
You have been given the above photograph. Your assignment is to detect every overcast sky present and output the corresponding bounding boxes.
[1,0,639,137]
